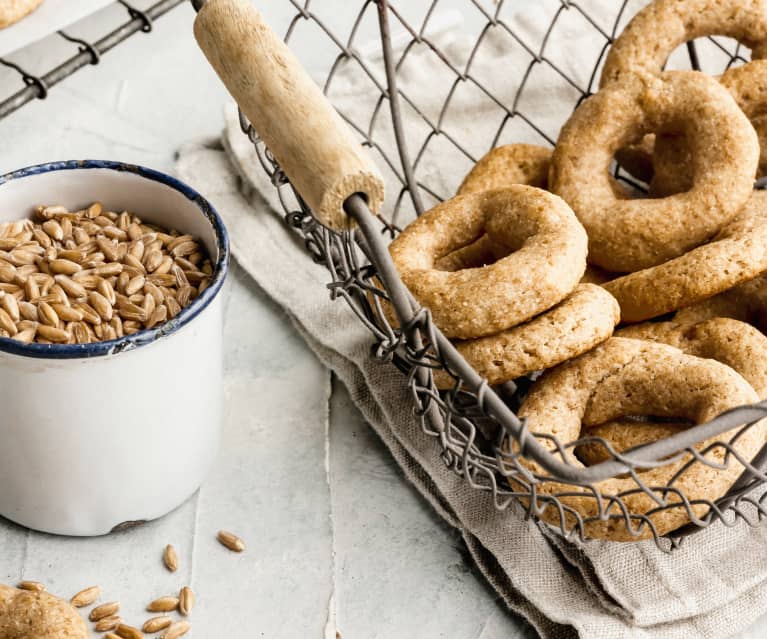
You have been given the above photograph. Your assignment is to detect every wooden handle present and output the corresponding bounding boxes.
[194,0,385,229]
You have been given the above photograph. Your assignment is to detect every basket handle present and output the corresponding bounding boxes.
[193,0,385,230]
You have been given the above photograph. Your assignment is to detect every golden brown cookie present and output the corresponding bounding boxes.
[0,0,44,28]
[599,0,767,88]
[618,317,767,396]
[674,271,767,331]
[550,70,759,272]
[389,186,587,339]
[444,144,554,271]
[433,284,619,388]
[449,144,624,275]
[604,197,767,322]
[513,337,766,541]
[579,317,767,465]
[0,584,88,638]
[457,144,551,195]
[651,61,767,195]
[575,419,687,467]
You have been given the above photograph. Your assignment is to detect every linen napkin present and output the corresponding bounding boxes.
[177,1,767,635]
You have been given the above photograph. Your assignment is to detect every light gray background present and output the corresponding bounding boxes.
[0,2,764,637]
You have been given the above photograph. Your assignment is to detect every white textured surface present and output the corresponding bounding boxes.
[0,0,113,57]
[0,2,764,637]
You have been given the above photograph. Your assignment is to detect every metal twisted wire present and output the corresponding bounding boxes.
[0,0,185,119]
[240,0,767,550]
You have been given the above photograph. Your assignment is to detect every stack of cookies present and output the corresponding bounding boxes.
[388,0,767,540]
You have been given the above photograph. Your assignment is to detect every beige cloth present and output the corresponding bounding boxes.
[177,2,767,635]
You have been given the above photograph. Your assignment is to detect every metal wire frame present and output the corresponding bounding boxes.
[205,0,767,549]
[0,0,185,119]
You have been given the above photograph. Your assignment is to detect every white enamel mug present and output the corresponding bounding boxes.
[0,160,230,536]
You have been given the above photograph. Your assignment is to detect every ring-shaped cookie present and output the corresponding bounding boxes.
[389,185,587,339]
[619,317,767,397]
[550,71,759,272]
[433,284,619,388]
[576,419,688,467]
[457,144,551,195]
[0,584,88,638]
[578,318,767,465]
[651,61,767,195]
[447,144,622,275]
[437,144,554,272]
[599,0,767,88]
[674,271,767,331]
[514,337,766,541]
[603,198,767,322]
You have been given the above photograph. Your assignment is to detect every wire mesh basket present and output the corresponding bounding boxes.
[193,0,767,550]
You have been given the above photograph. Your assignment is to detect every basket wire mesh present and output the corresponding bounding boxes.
[0,0,185,119]
[217,0,767,550]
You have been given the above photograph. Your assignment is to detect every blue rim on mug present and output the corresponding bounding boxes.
[0,160,230,359]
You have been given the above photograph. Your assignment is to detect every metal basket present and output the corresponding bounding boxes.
[0,0,185,119]
[193,0,767,550]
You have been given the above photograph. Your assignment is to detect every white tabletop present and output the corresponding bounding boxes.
[0,3,765,638]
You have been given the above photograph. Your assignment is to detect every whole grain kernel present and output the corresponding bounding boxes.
[70,585,101,607]
[143,292,156,317]
[40,204,70,219]
[168,296,183,319]
[125,274,146,296]
[54,274,87,299]
[49,283,69,305]
[89,290,113,322]
[41,220,64,240]
[146,596,179,613]
[161,621,191,639]
[144,249,163,273]
[154,255,174,275]
[37,301,58,327]
[143,616,173,633]
[115,624,144,639]
[127,223,143,241]
[51,303,84,322]
[72,322,90,344]
[94,262,123,277]
[1,291,20,321]
[17,580,45,592]
[90,601,120,622]
[110,316,124,338]
[98,278,117,306]
[49,258,81,275]
[178,586,194,616]
[0,308,17,335]
[163,544,178,572]
[97,237,119,262]
[23,277,39,300]
[36,325,70,343]
[95,616,124,632]
[76,302,102,325]
[217,530,246,552]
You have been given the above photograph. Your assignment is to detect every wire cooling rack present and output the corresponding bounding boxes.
[206,0,767,550]
[0,0,185,119]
